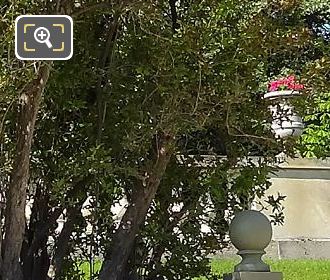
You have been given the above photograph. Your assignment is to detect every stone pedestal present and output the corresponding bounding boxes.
[223,210,283,280]
[223,272,283,280]
[229,210,272,272]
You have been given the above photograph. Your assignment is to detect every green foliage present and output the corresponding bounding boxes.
[299,92,330,158]
[128,158,279,279]
[1,0,330,280]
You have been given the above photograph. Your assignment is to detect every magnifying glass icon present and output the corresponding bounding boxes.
[34,27,53,49]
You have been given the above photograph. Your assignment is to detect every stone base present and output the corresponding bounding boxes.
[223,272,283,280]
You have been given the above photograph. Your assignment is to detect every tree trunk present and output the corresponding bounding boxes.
[1,65,50,280]
[23,207,62,280]
[51,176,92,279]
[21,185,62,280]
[99,135,174,280]
[52,206,78,279]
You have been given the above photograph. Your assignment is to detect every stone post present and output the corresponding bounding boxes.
[223,210,283,280]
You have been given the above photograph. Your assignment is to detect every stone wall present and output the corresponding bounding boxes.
[261,157,330,259]
[217,158,330,259]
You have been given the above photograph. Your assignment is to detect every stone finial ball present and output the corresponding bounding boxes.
[229,210,272,251]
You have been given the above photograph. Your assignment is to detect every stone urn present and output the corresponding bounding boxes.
[264,90,304,138]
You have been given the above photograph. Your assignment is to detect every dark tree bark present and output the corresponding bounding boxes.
[52,176,92,279]
[1,65,50,280]
[21,187,50,280]
[99,135,174,280]
[52,206,79,279]
[169,0,180,32]
[21,186,62,280]
[96,13,120,142]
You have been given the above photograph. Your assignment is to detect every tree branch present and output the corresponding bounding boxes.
[96,13,120,142]
[225,103,277,144]
[169,0,180,32]
[72,0,137,18]
[72,3,114,18]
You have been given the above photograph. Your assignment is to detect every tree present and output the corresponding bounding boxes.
[0,1,329,280]
[298,2,330,158]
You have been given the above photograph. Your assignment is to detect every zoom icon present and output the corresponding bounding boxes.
[15,15,73,60]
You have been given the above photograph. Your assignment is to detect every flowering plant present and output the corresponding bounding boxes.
[268,75,304,92]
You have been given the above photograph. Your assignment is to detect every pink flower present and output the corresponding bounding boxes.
[287,75,295,82]
[268,81,279,91]
[292,84,304,90]
[268,75,304,92]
